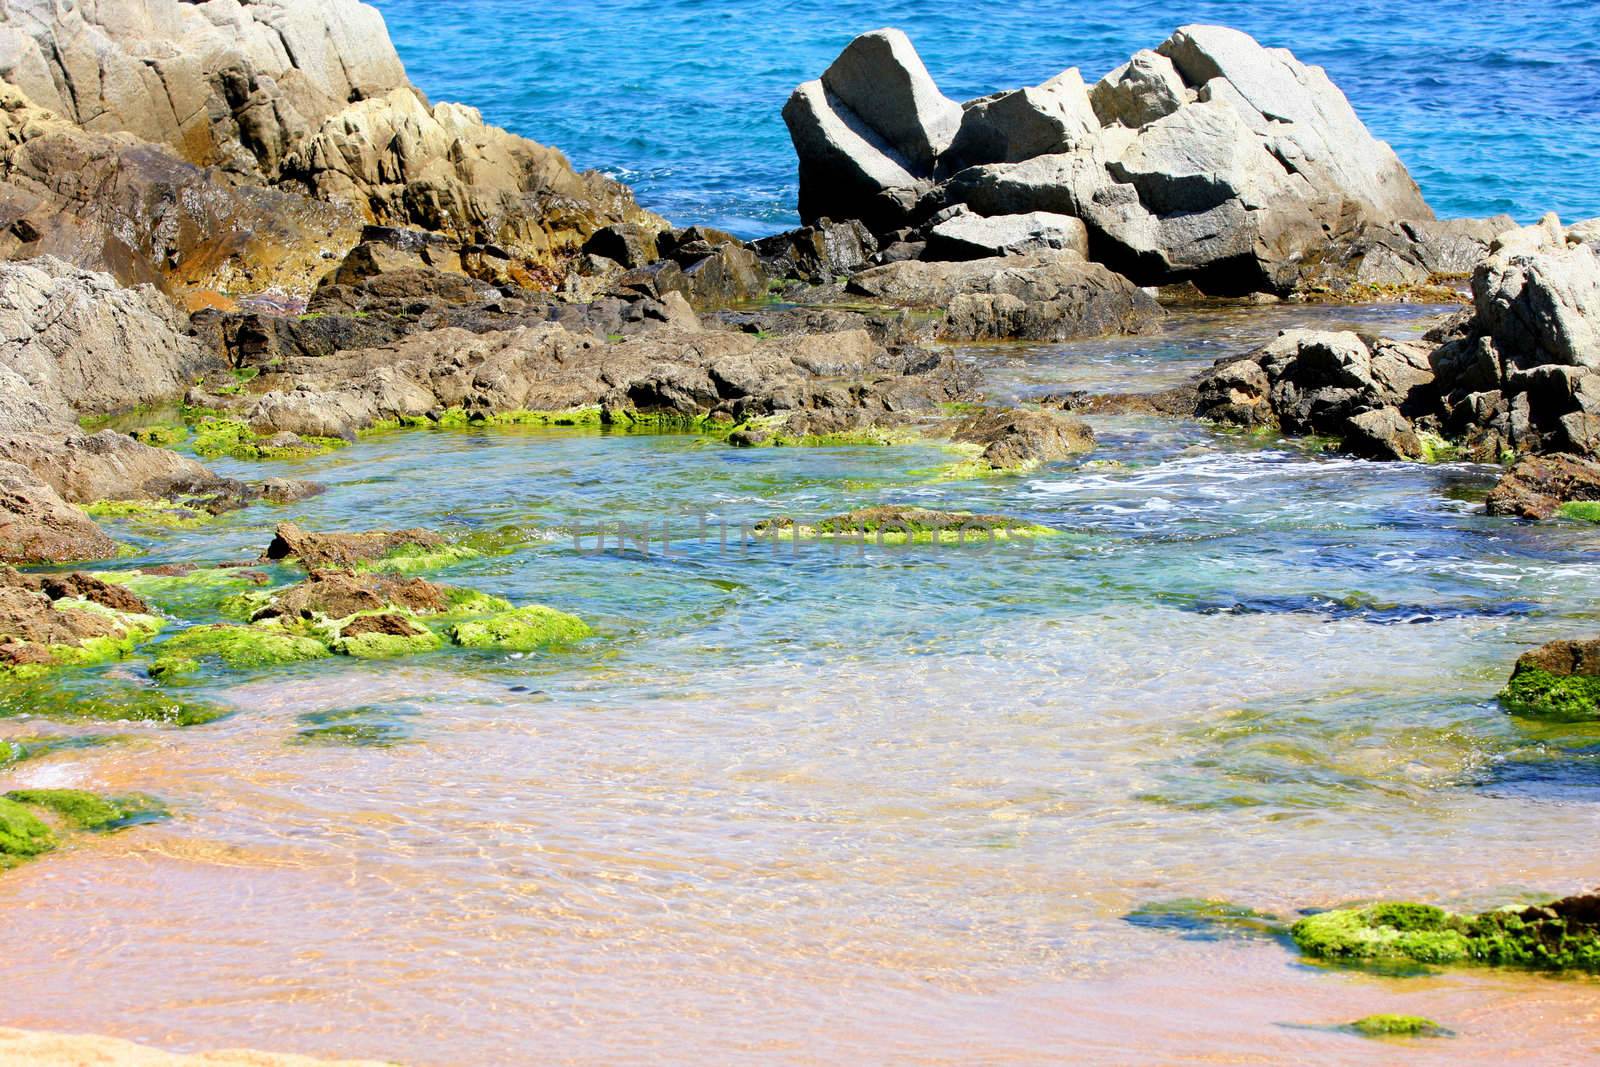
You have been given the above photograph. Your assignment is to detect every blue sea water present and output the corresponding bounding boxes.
[371,0,1600,237]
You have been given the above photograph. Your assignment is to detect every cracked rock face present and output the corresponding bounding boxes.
[785,23,1436,294]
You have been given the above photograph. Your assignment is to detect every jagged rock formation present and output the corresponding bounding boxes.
[784,25,1501,296]
[0,0,661,295]
[1191,215,1600,479]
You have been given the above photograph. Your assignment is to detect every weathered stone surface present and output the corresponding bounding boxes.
[1193,329,1437,456]
[949,408,1095,470]
[0,431,213,504]
[1091,50,1190,128]
[263,521,444,569]
[943,69,1098,173]
[752,219,878,283]
[207,322,975,442]
[846,254,1161,341]
[0,257,217,419]
[787,24,1445,294]
[925,211,1088,261]
[0,461,117,564]
[247,569,452,621]
[1485,454,1600,520]
[818,29,962,174]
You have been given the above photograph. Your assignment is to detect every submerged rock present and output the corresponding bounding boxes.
[1343,1015,1451,1040]
[754,506,1055,544]
[1498,638,1600,721]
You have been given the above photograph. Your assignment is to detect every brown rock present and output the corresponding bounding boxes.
[249,569,451,621]
[951,408,1096,470]
[262,522,445,570]
[1485,454,1600,519]
[1514,638,1600,679]
[0,460,117,564]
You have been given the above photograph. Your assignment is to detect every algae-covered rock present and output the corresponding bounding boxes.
[263,522,473,573]
[148,624,332,679]
[1344,1015,1451,1039]
[0,579,164,677]
[0,795,54,864]
[1122,898,1286,942]
[0,677,230,727]
[447,606,592,652]
[331,613,444,659]
[1291,895,1600,973]
[1498,639,1600,721]
[292,705,418,748]
[754,506,1056,544]
[4,789,167,832]
[190,417,347,461]
[93,565,274,622]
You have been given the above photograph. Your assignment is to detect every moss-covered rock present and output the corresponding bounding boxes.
[330,613,445,659]
[1122,898,1287,943]
[5,788,167,832]
[82,498,211,529]
[1498,639,1600,721]
[190,417,346,461]
[0,585,165,679]
[1344,1015,1450,1039]
[1558,501,1600,523]
[128,423,189,447]
[1292,895,1600,973]
[447,605,592,652]
[94,565,276,621]
[148,623,332,678]
[0,795,55,864]
[0,678,230,726]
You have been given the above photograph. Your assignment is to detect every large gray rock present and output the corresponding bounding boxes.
[819,29,962,173]
[926,211,1088,261]
[1091,50,1190,128]
[786,24,1444,293]
[0,257,218,419]
[942,69,1098,173]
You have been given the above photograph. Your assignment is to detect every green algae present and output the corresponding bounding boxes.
[291,705,417,748]
[333,626,444,660]
[5,788,168,832]
[1,599,165,680]
[1499,667,1600,722]
[0,734,124,767]
[0,796,55,864]
[1123,899,1288,943]
[754,507,1057,545]
[1558,501,1600,523]
[1291,898,1600,973]
[189,416,346,460]
[1343,1015,1450,1039]
[93,566,276,621]
[83,498,210,529]
[354,542,480,575]
[0,677,230,726]
[128,423,189,447]
[447,605,593,652]
[148,624,332,679]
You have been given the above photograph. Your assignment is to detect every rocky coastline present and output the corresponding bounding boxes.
[1,0,1599,1056]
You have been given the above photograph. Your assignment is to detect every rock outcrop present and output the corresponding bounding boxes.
[0,0,662,295]
[785,25,1458,295]
[846,254,1161,341]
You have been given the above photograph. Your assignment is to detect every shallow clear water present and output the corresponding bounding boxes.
[4,304,1600,1063]
[369,0,1600,234]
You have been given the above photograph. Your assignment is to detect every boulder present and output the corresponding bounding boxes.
[0,257,217,419]
[0,461,117,564]
[783,29,962,229]
[752,219,878,283]
[950,408,1095,471]
[0,431,214,505]
[846,254,1162,341]
[1499,638,1600,721]
[942,69,1098,173]
[925,211,1089,261]
[786,24,1442,294]
[1091,50,1190,128]
[1485,454,1600,520]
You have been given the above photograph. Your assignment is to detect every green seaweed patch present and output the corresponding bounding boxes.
[332,625,444,660]
[1292,897,1600,973]
[0,678,230,726]
[447,605,592,652]
[83,498,210,529]
[148,623,332,679]
[93,566,276,620]
[0,796,55,865]
[0,734,124,767]
[354,541,481,575]
[291,706,417,748]
[1558,501,1600,523]
[753,507,1057,545]
[1416,431,1460,464]
[128,423,189,447]
[5,788,168,832]
[1124,899,1288,943]
[1499,667,1600,722]
[1342,1015,1451,1039]
[190,417,346,461]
